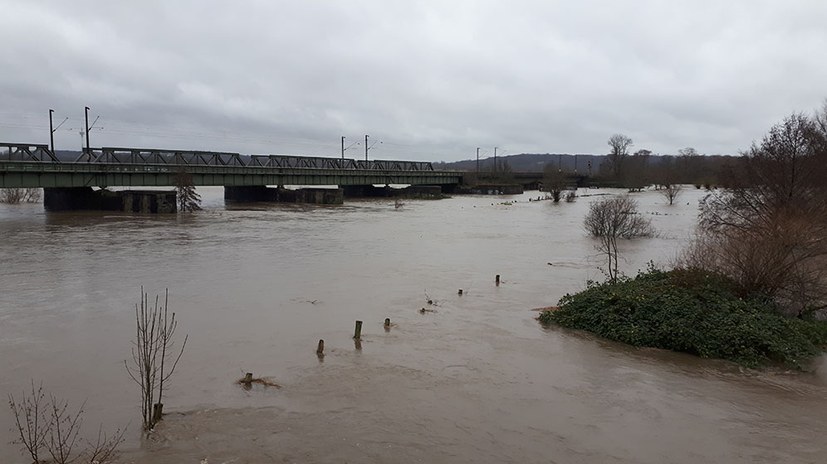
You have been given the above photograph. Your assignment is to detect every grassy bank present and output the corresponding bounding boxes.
[540,268,827,369]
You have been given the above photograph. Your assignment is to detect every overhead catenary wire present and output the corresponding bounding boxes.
[0,114,447,159]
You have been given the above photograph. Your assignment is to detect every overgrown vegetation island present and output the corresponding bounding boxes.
[541,103,827,369]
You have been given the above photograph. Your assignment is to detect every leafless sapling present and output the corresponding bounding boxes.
[8,382,124,464]
[125,288,188,431]
[7,381,48,463]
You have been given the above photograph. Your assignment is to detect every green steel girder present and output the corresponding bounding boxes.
[0,161,462,189]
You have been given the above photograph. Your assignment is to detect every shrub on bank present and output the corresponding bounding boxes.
[540,268,827,368]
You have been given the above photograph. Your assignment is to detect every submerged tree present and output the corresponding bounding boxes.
[174,170,201,212]
[584,196,654,281]
[125,288,188,431]
[661,183,682,205]
[542,164,566,202]
[1,188,41,204]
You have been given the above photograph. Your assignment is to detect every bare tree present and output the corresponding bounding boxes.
[661,183,682,205]
[488,158,515,184]
[623,149,651,191]
[43,395,84,464]
[607,134,633,180]
[685,108,827,316]
[84,425,126,464]
[125,288,188,431]
[174,170,202,212]
[1,188,41,204]
[542,163,566,202]
[8,381,48,463]
[8,382,125,464]
[584,196,653,281]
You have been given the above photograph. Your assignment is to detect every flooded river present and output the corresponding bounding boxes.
[1,187,825,463]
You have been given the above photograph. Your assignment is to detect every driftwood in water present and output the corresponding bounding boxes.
[237,373,281,389]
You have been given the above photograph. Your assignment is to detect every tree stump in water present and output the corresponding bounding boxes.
[152,403,164,423]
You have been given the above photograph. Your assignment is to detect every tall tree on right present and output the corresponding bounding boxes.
[607,134,633,180]
[684,104,827,317]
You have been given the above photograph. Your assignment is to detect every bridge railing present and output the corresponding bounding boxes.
[76,148,249,167]
[0,142,59,162]
[2,144,438,172]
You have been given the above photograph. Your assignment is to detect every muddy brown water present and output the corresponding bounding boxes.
[1,187,825,463]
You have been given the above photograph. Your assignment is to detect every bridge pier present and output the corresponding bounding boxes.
[341,185,392,197]
[224,186,274,202]
[44,187,177,213]
[341,184,451,199]
[224,186,343,205]
[44,187,120,212]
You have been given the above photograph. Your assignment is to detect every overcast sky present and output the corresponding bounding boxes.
[1,1,825,161]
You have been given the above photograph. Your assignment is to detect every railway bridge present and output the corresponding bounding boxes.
[0,143,463,211]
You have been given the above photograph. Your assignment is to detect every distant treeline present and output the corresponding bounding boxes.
[434,151,738,187]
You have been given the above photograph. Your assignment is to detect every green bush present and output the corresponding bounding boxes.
[540,269,827,368]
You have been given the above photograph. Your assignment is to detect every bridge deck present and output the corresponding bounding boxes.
[0,143,462,189]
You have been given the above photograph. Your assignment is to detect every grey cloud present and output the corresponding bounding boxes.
[1,0,826,160]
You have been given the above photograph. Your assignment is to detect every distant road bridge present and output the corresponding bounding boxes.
[0,143,461,189]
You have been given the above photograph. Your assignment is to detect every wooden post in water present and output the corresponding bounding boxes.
[495,275,500,286]
[316,339,325,356]
[152,403,163,423]
[354,320,363,340]
[384,318,391,328]
[243,372,253,383]
[458,289,463,295]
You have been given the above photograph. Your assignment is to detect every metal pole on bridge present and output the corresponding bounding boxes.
[342,136,345,160]
[49,109,55,153]
[476,147,480,173]
[365,134,369,161]
[84,106,90,155]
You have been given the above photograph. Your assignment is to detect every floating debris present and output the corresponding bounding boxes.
[237,373,282,389]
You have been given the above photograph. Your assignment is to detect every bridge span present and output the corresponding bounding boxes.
[0,143,463,212]
[0,143,461,189]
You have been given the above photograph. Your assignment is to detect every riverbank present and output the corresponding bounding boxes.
[540,268,827,369]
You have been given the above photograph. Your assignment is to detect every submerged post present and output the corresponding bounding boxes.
[152,403,163,423]
[243,372,253,384]
[458,289,463,295]
[316,339,325,357]
[495,275,500,286]
[384,318,391,328]
[354,320,363,340]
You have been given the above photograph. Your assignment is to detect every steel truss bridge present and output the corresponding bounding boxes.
[0,143,462,189]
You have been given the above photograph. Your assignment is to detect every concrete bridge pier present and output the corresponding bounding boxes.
[44,187,121,212]
[44,187,176,213]
[224,186,274,202]
[342,184,455,198]
[341,185,392,197]
[224,186,343,205]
